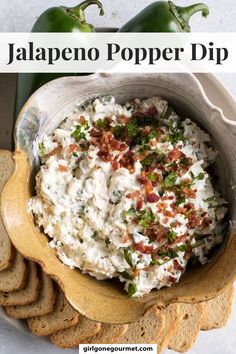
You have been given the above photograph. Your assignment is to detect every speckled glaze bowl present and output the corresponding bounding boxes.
[2,73,236,324]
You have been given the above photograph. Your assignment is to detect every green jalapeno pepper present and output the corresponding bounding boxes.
[14,0,104,118]
[119,1,209,32]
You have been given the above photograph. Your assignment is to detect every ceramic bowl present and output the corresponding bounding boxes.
[2,73,236,324]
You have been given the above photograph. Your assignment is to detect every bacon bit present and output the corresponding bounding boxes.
[173,259,184,271]
[136,198,143,211]
[146,225,167,242]
[163,217,170,224]
[133,111,144,118]
[144,181,153,194]
[201,217,213,228]
[147,193,160,203]
[182,187,196,199]
[58,165,68,172]
[187,214,201,228]
[122,231,130,243]
[90,128,103,138]
[120,151,135,172]
[167,148,185,162]
[128,167,135,174]
[111,160,119,171]
[132,191,141,198]
[163,210,175,218]
[97,150,112,162]
[156,163,165,171]
[79,115,85,124]
[157,201,168,210]
[118,114,129,124]
[125,190,141,199]
[88,155,93,160]
[168,195,175,200]
[185,203,194,210]
[134,152,149,161]
[150,140,157,147]
[146,106,158,116]
[174,234,187,244]
[132,268,141,277]
[184,250,192,260]
[141,126,152,136]
[47,146,62,157]
[201,212,207,217]
[174,206,186,214]
[111,139,127,151]
[104,116,112,124]
[68,144,79,152]
[171,221,182,228]
[137,171,147,185]
[170,166,178,174]
[157,128,165,134]
[168,275,177,283]
[134,242,155,254]
[120,143,127,151]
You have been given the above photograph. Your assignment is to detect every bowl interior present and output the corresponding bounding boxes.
[2,73,236,323]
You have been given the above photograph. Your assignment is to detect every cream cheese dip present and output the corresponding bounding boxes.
[30,96,227,297]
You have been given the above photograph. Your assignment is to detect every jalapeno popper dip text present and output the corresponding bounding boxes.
[30,96,227,297]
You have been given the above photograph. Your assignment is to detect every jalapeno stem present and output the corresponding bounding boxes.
[176,3,209,22]
[64,0,104,23]
[169,1,209,32]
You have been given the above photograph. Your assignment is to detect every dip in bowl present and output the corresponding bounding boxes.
[30,95,227,298]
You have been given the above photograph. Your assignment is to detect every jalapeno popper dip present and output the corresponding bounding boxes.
[30,96,227,297]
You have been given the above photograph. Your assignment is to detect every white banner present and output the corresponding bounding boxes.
[0,33,235,73]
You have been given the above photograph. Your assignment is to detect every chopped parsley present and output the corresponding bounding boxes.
[136,115,158,127]
[167,230,177,243]
[125,208,136,217]
[113,125,125,139]
[177,245,188,252]
[124,249,133,267]
[165,117,186,145]
[175,196,186,206]
[164,172,178,188]
[38,142,46,157]
[147,173,157,182]
[163,250,178,259]
[196,172,205,180]
[126,121,139,138]
[96,118,107,129]
[71,124,87,141]
[191,239,206,248]
[150,258,161,266]
[204,196,215,203]
[120,271,134,280]
[141,152,158,168]
[128,283,137,297]
[191,172,205,181]
[138,208,156,228]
